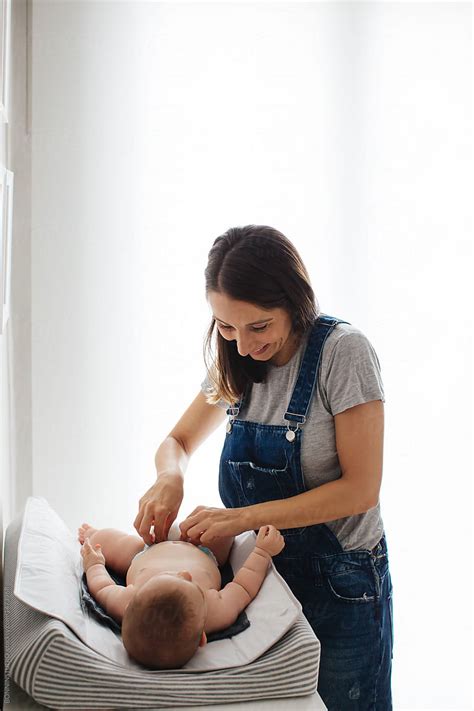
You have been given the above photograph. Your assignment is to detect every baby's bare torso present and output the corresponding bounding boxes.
[127,541,222,592]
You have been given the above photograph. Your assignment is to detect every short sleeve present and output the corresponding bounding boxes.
[319,330,385,416]
[201,374,229,410]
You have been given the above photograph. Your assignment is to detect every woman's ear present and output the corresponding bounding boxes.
[199,630,207,647]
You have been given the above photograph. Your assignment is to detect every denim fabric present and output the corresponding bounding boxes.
[219,315,393,710]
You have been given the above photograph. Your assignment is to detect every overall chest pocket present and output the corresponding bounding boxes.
[225,455,300,509]
[226,458,305,539]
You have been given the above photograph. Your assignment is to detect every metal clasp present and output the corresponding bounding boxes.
[285,422,301,442]
[226,405,240,434]
[284,414,306,443]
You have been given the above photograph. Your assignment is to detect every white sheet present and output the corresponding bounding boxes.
[14,496,302,672]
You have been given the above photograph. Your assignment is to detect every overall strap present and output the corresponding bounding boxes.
[226,315,349,426]
[283,315,349,427]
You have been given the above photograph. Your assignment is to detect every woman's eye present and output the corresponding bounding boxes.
[218,324,268,332]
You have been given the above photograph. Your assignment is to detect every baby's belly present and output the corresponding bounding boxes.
[127,540,222,591]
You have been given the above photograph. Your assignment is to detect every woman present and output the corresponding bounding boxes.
[134,225,393,709]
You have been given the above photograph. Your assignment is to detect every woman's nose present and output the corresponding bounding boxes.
[236,338,252,356]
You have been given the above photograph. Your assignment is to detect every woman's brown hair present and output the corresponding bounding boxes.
[203,225,319,406]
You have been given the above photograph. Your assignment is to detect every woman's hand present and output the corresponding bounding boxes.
[179,505,250,545]
[134,474,184,545]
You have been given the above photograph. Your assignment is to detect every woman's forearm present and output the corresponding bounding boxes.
[246,478,377,531]
[154,436,190,482]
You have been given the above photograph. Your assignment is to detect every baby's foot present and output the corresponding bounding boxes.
[78,523,98,545]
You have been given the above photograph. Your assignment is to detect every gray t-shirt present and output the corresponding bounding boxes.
[201,322,385,551]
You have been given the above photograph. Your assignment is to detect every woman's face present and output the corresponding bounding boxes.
[208,291,299,367]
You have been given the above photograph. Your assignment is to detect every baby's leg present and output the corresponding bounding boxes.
[78,523,144,576]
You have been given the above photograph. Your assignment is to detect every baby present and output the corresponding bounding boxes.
[78,517,284,670]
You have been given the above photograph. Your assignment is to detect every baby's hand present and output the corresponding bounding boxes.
[255,525,285,557]
[80,538,106,571]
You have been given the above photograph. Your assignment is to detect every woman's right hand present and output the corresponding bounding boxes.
[134,474,184,544]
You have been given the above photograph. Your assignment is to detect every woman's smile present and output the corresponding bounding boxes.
[252,343,270,355]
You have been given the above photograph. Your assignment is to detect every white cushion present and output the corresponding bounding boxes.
[14,496,302,672]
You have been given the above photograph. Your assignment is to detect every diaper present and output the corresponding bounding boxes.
[197,545,218,567]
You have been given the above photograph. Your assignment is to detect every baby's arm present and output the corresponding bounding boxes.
[81,538,135,622]
[205,526,284,634]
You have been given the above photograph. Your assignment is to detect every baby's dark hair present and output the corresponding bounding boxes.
[121,584,205,669]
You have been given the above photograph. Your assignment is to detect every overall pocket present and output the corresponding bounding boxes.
[225,457,296,501]
[225,458,304,537]
[323,556,377,604]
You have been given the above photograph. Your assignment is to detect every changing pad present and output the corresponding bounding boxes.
[4,496,321,708]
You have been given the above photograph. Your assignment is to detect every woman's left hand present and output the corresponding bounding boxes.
[179,505,250,545]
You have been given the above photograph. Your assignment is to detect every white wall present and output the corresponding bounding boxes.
[7,1,468,708]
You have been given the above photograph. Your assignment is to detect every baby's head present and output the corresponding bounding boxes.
[121,572,207,669]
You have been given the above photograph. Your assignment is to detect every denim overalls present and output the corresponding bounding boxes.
[219,316,393,710]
